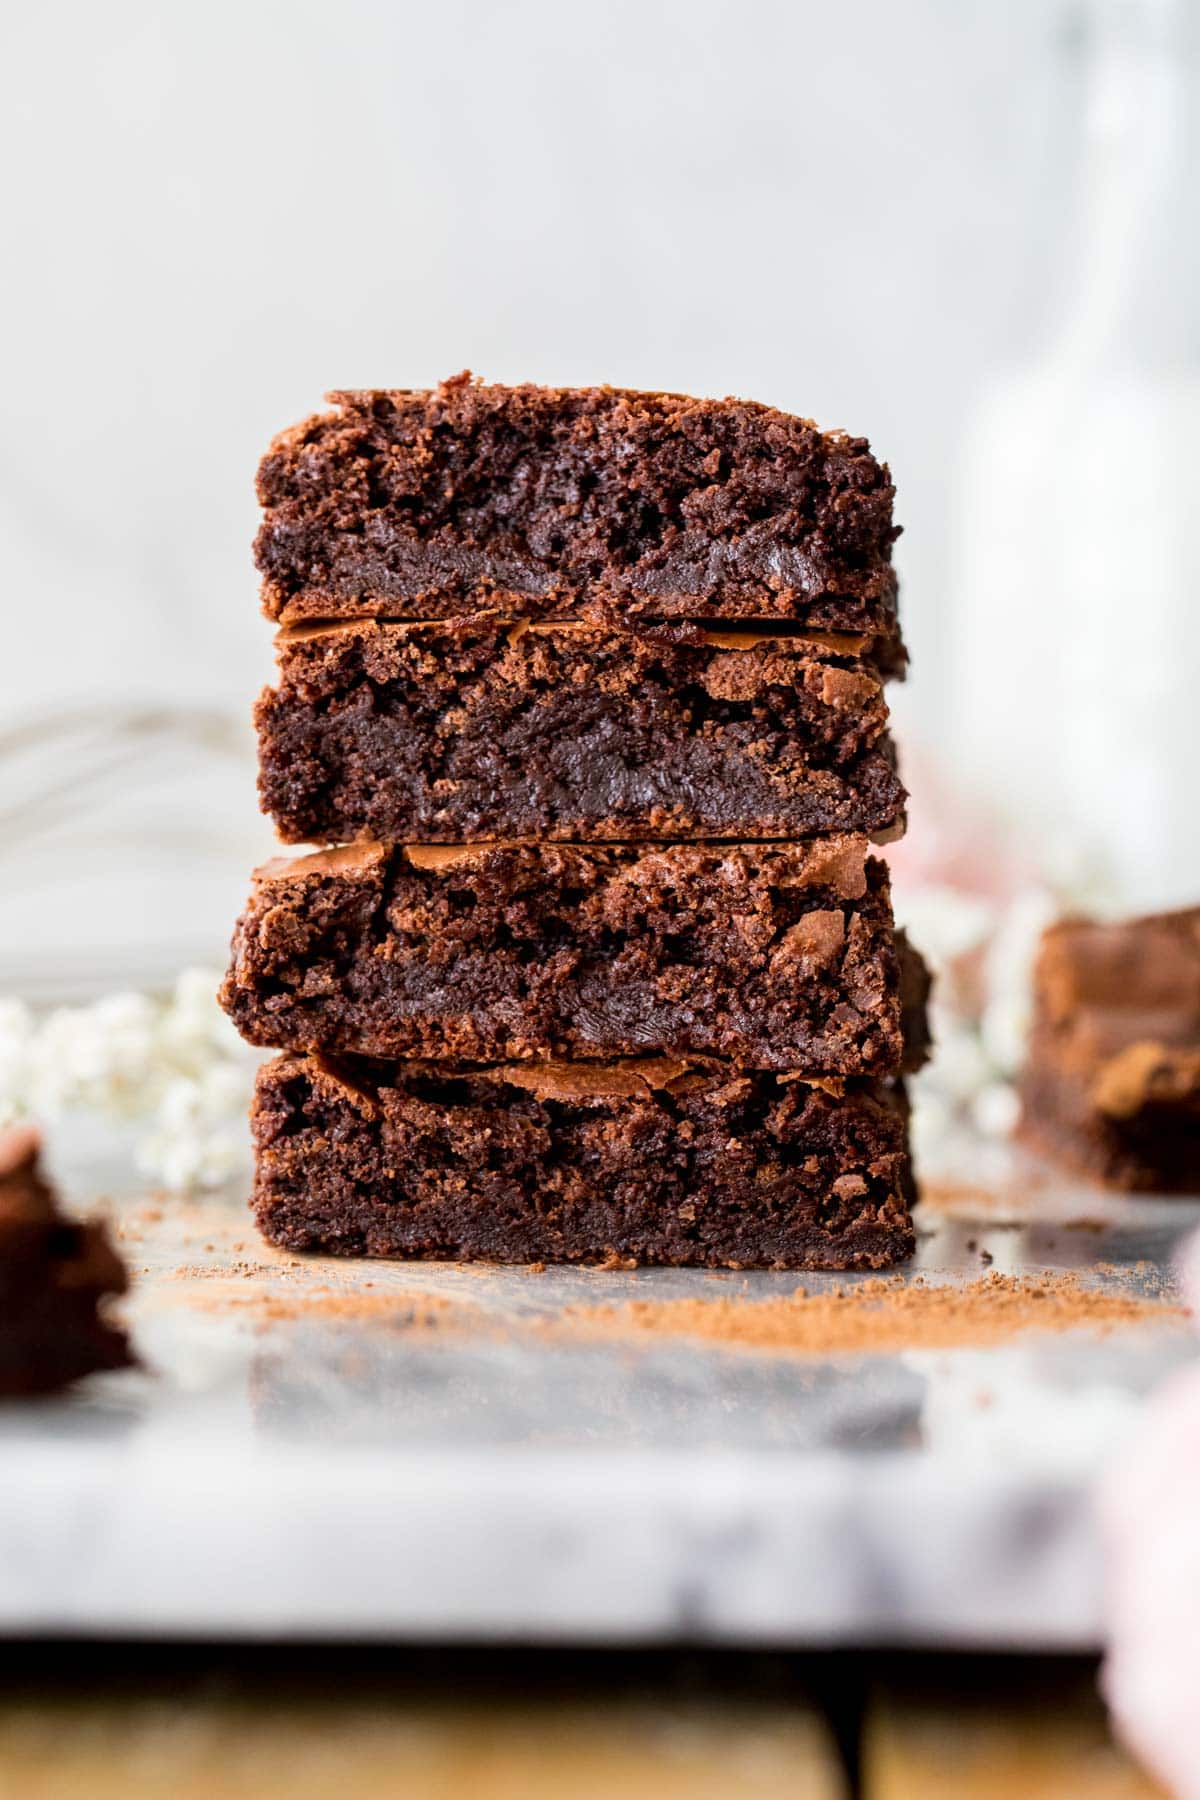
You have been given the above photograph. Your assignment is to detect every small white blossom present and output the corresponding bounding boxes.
[980,992,1034,1078]
[0,970,256,1193]
[928,1016,993,1104]
[907,882,1074,1167]
[158,966,245,1069]
[893,884,995,971]
[134,1063,254,1191]
[28,992,162,1119]
[910,1087,955,1162]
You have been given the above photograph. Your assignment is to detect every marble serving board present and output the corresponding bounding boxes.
[2,1133,1197,1651]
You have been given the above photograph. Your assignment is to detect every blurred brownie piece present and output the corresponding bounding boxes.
[222,836,929,1076]
[251,1053,916,1270]
[255,374,903,667]
[255,620,906,846]
[0,1126,133,1396]
[1019,907,1200,1191]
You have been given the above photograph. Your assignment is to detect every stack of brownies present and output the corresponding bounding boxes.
[220,374,928,1269]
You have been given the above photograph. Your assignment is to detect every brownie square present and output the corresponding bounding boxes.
[222,836,929,1076]
[254,375,903,668]
[1019,907,1200,1191]
[255,620,906,846]
[251,1053,916,1270]
[0,1127,132,1396]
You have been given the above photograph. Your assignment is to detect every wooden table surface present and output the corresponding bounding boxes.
[0,1647,1166,1799]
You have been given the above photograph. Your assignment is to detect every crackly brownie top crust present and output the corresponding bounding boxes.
[249,832,875,895]
[254,374,902,650]
[302,1050,870,1110]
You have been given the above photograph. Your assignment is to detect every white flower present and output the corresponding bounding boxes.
[134,1063,254,1192]
[983,889,1058,1012]
[158,966,245,1070]
[0,969,257,1192]
[928,1016,993,1104]
[980,992,1033,1078]
[893,883,995,972]
[910,1087,955,1162]
[28,992,162,1119]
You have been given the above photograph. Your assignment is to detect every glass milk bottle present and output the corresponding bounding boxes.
[949,0,1200,912]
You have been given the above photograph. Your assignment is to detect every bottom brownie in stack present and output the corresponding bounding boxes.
[251,1054,916,1270]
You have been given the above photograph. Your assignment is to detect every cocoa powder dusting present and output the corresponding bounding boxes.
[556,1271,1187,1356]
[159,1271,481,1333]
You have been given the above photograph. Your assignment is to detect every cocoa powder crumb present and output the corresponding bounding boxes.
[554,1271,1187,1356]
[176,1280,479,1332]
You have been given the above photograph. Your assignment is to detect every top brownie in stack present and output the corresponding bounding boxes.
[252,375,908,850]
[254,372,904,667]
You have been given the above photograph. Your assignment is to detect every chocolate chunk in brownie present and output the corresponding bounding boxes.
[0,1126,133,1396]
[251,1053,916,1270]
[1019,907,1200,1192]
[255,620,906,846]
[254,374,903,665]
[222,836,929,1076]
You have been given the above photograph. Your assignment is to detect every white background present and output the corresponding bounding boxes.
[0,0,1191,971]
[1,0,1075,722]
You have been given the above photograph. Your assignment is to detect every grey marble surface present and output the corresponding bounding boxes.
[1,1138,1196,1650]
